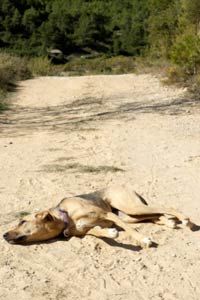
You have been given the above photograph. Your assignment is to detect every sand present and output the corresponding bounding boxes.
[0,74,200,300]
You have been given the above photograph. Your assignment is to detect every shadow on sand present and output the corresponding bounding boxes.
[0,95,199,136]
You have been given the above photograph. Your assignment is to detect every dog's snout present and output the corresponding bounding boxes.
[3,232,9,240]
[3,231,27,244]
[3,232,8,240]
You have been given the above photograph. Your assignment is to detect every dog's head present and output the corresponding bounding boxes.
[3,210,69,244]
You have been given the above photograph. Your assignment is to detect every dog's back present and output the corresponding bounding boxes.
[75,190,112,211]
[58,185,148,216]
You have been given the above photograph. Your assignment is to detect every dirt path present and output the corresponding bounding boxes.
[0,74,200,300]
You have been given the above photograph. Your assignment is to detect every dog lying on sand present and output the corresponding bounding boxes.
[3,186,194,248]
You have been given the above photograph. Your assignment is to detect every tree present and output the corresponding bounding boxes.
[180,0,200,35]
[147,0,180,58]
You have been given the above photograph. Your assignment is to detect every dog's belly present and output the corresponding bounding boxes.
[75,218,113,233]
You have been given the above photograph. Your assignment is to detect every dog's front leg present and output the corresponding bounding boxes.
[103,212,153,248]
[86,226,119,239]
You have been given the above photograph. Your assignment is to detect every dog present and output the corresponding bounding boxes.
[3,185,194,248]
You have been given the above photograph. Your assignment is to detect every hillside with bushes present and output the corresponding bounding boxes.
[0,0,200,111]
[0,0,199,64]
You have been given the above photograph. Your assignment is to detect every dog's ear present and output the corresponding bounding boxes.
[36,211,55,222]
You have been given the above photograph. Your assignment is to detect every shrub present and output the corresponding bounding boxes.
[171,33,200,75]
[0,100,8,113]
[164,65,188,84]
[27,57,52,76]
[0,52,31,91]
[64,56,135,75]
[189,74,200,97]
[0,52,32,112]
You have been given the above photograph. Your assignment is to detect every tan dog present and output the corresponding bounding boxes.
[3,186,194,248]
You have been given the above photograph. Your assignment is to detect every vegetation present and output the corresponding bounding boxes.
[1,0,200,63]
[0,0,148,56]
[0,52,31,112]
[64,56,135,75]
[1,0,200,112]
[42,163,124,173]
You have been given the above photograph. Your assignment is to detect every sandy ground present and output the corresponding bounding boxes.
[0,74,200,300]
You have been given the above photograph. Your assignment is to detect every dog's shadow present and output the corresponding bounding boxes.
[98,221,200,251]
[190,224,200,232]
[175,221,200,232]
[100,237,158,251]
[67,234,158,251]
[101,237,141,251]
[17,235,157,251]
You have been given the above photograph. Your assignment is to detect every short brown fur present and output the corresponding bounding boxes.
[3,186,194,248]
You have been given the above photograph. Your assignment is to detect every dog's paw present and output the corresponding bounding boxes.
[166,219,176,229]
[108,228,119,239]
[182,218,194,230]
[182,219,190,226]
[141,237,153,248]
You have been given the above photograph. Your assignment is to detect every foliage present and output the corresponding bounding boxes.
[181,0,200,32]
[171,33,200,74]
[28,56,52,76]
[0,0,200,97]
[0,0,148,56]
[64,56,135,75]
[147,0,180,58]
[0,52,31,111]
[0,52,31,90]
[0,0,199,64]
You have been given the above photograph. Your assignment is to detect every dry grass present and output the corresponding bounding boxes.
[63,56,135,75]
[14,211,30,218]
[42,163,125,173]
[0,52,31,90]
[0,51,31,112]
[28,57,52,76]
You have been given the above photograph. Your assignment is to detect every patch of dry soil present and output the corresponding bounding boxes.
[0,74,200,300]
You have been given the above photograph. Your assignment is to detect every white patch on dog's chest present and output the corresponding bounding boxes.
[76,219,89,230]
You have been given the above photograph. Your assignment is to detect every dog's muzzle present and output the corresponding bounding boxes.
[3,232,27,244]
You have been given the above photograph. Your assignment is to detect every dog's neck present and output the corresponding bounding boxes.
[50,208,69,229]
[58,209,69,228]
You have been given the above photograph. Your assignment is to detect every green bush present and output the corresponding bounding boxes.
[171,34,200,75]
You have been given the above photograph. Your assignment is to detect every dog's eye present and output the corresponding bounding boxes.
[19,220,26,226]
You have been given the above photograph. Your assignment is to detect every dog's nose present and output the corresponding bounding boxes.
[3,232,9,240]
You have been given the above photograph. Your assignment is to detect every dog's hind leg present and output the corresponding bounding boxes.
[132,206,195,229]
[118,211,159,224]
[118,212,178,229]
[105,187,193,227]
[111,203,193,229]
[102,212,153,248]
[154,215,177,229]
